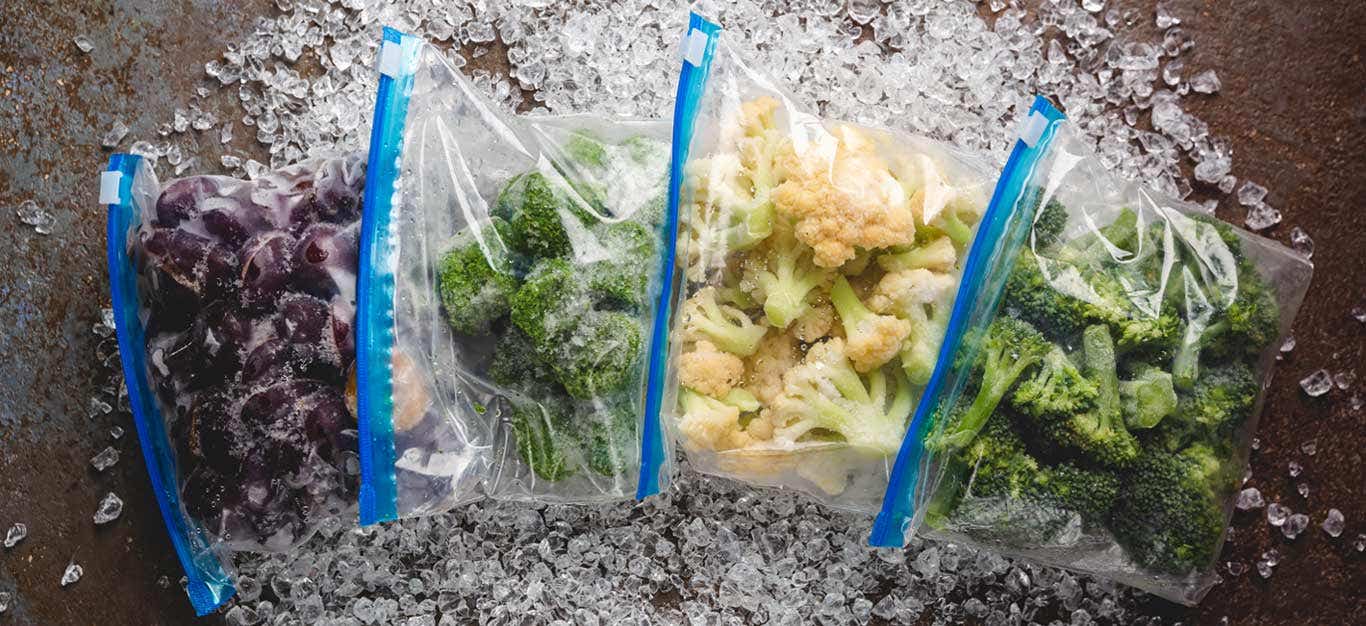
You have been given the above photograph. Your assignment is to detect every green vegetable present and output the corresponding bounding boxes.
[1119,365,1178,429]
[510,258,587,349]
[929,317,1051,452]
[494,172,583,258]
[508,393,577,482]
[1111,443,1229,574]
[1033,324,1141,468]
[549,311,643,399]
[681,287,768,357]
[751,228,828,329]
[437,227,518,335]
[587,221,656,310]
[1010,347,1099,418]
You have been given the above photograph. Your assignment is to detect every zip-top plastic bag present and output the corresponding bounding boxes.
[103,152,366,614]
[356,27,675,525]
[664,12,999,511]
[870,96,1313,604]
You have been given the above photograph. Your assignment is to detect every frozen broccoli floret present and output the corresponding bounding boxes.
[1111,443,1229,574]
[581,399,639,478]
[509,258,587,349]
[586,221,657,310]
[438,229,519,335]
[564,131,609,169]
[488,327,557,390]
[549,311,643,399]
[494,172,584,259]
[1031,198,1069,250]
[1033,325,1141,468]
[1010,347,1099,418]
[1171,256,1280,389]
[1175,361,1258,435]
[929,317,1051,452]
[508,393,577,482]
[1119,365,1178,429]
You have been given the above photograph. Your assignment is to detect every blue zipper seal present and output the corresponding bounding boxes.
[105,154,235,615]
[356,26,420,525]
[637,13,722,499]
[869,96,1066,548]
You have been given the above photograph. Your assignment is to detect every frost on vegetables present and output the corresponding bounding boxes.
[672,97,987,495]
[435,131,668,486]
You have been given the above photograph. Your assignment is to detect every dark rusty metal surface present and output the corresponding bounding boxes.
[0,1,1361,625]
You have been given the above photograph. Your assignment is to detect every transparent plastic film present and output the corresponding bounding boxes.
[358,28,673,516]
[104,152,367,612]
[904,104,1312,605]
[667,12,998,512]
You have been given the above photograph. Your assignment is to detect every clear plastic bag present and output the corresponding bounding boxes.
[103,153,366,614]
[665,12,999,511]
[356,28,675,524]
[871,96,1313,604]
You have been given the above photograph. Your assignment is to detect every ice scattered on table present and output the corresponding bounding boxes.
[1281,513,1310,540]
[1333,370,1356,390]
[90,446,119,471]
[101,120,130,148]
[1355,534,1365,552]
[1299,369,1333,397]
[1352,307,1366,324]
[110,425,125,440]
[15,200,56,235]
[1280,336,1296,353]
[1300,439,1316,456]
[93,492,124,525]
[4,523,27,548]
[1235,487,1264,510]
[1296,483,1310,498]
[1321,509,1344,537]
[1244,201,1282,231]
[73,35,95,53]
[1256,559,1273,579]
[88,396,113,417]
[1288,460,1303,478]
[225,604,260,626]
[1237,181,1268,206]
[60,562,83,587]
[1224,561,1245,576]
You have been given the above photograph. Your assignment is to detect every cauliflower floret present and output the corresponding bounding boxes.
[829,275,912,372]
[678,340,746,398]
[677,389,752,452]
[745,330,802,405]
[773,125,915,268]
[866,268,957,316]
[791,301,835,343]
[897,153,958,226]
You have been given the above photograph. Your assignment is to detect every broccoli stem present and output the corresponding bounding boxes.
[1081,324,1122,427]
[936,336,1041,451]
[1171,319,1228,391]
[937,208,972,246]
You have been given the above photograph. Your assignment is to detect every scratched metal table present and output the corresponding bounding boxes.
[0,1,1362,624]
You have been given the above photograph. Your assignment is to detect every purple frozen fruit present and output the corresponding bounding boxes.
[156,177,212,227]
[292,223,357,298]
[142,228,237,300]
[239,230,296,311]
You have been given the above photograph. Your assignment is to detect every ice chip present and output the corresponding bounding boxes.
[1256,560,1273,578]
[110,425,125,440]
[1299,369,1333,397]
[16,200,56,235]
[88,397,113,417]
[4,523,27,548]
[1225,561,1245,576]
[74,35,95,53]
[1300,439,1316,455]
[1288,460,1302,477]
[1333,370,1356,390]
[1296,483,1309,498]
[1190,69,1221,94]
[1267,502,1290,526]
[225,605,260,626]
[1235,487,1264,510]
[1280,336,1296,353]
[60,562,83,587]
[1281,513,1310,539]
[1244,202,1281,230]
[93,492,124,524]
[90,446,120,471]
[1237,181,1268,206]
[1289,226,1313,258]
[101,120,130,148]
[0,590,9,614]
[1155,3,1181,29]
[1356,534,1365,551]
[1352,306,1366,324]
[1322,509,1345,537]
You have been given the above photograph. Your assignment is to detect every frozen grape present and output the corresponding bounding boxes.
[239,231,297,311]
[275,293,332,344]
[292,223,358,297]
[155,177,211,226]
[142,228,238,299]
